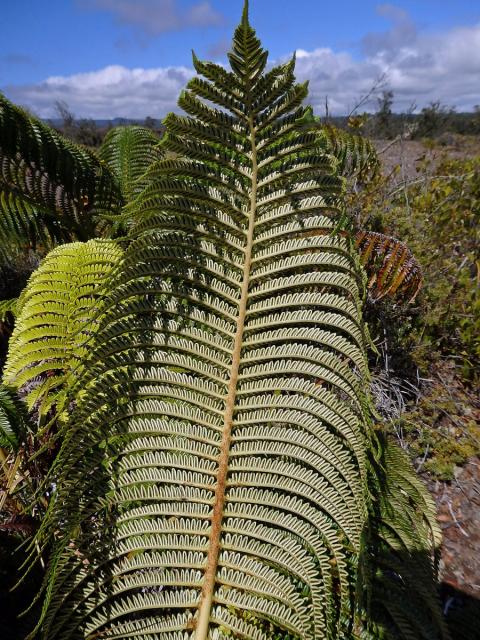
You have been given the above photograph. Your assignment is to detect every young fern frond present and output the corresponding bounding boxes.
[0,93,123,247]
[31,8,373,639]
[3,240,123,420]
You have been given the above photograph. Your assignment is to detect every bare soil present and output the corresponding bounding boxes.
[431,459,480,597]
[374,135,480,180]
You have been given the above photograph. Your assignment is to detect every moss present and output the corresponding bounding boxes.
[392,371,480,480]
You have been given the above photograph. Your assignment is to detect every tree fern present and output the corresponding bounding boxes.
[4,6,445,640]
[364,436,449,640]
[97,125,164,237]
[0,297,17,322]
[99,125,163,204]
[320,124,379,181]
[32,8,372,639]
[0,384,28,449]
[302,111,380,182]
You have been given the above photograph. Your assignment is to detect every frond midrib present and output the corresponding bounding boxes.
[195,103,259,637]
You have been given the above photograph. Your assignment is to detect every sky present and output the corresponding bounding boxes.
[1,0,479,119]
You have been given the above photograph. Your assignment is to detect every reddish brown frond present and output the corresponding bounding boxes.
[355,230,422,303]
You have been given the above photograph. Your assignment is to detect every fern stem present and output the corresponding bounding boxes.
[196,115,258,638]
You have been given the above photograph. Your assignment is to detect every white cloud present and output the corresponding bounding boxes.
[4,65,194,119]
[3,13,480,119]
[292,20,480,114]
[362,3,417,59]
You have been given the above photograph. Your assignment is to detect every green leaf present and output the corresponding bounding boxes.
[0,93,123,252]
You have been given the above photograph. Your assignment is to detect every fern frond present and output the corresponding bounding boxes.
[30,8,372,639]
[0,384,28,449]
[299,109,379,181]
[3,239,123,420]
[0,93,123,248]
[320,125,380,181]
[363,436,450,639]
[0,297,17,322]
[355,230,422,302]
[99,125,163,204]
[15,6,442,640]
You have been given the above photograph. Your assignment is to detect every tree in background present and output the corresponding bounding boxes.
[413,101,455,139]
[375,90,394,138]
[55,100,104,147]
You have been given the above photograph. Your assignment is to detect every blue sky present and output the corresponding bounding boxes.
[1,1,479,118]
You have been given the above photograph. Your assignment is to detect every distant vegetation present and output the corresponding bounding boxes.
[328,91,480,140]
[47,91,480,149]
[49,99,165,147]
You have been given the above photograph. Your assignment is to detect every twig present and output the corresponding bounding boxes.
[347,72,387,118]
[447,501,469,537]
[416,444,430,472]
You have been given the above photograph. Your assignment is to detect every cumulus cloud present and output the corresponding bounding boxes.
[79,0,224,36]
[293,18,480,114]
[4,65,194,119]
[3,8,480,118]
[362,4,417,59]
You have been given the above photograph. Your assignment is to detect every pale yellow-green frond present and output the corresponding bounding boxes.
[3,239,123,419]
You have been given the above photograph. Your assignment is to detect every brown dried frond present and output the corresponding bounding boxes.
[355,230,422,303]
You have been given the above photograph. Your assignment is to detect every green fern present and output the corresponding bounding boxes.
[301,109,380,181]
[99,125,163,204]
[3,239,123,420]
[0,297,17,322]
[320,124,380,181]
[32,8,372,639]
[97,125,164,237]
[364,436,449,640]
[4,6,445,640]
[0,93,123,250]
[0,384,28,449]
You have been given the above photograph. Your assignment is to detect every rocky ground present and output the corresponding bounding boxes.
[433,459,480,638]
[433,459,480,596]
